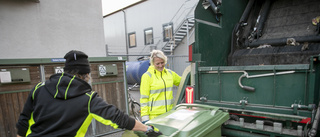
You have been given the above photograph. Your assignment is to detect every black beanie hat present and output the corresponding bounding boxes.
[64,50,91,74]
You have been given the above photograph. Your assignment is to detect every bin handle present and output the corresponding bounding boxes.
[238,71,295,92]
[174,103,219,110]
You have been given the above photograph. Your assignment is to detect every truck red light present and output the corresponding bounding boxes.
[185,86,194,104]
[188,44,192,62]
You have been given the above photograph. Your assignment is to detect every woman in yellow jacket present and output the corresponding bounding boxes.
[140,50,181,123]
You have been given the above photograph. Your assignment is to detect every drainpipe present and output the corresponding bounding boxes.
[122,10,129,61]
[105,44,109,56]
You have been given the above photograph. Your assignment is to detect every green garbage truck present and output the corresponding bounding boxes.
[148,0,320,136]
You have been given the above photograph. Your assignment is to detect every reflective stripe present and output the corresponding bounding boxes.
[150,99,174,107]
[141,98,174,108]
[26,112,35,136]
[91,114,119,129]
[150,87,173,94]
[65,75,76,100]
[32,82,44,100]
[140,94,149,98]
[167,70,172,75]
[145,71,152,77]
[54,73,64,98]
[76,91,119,137]
[86,91,95,113]
[140,102,148,107]
[75,115,92,137]
[75,91,96,137]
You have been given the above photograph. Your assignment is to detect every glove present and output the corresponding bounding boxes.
[146,131,162,137]
[142,115,149,124]
[146,125,162,137]
[142,120,149,124]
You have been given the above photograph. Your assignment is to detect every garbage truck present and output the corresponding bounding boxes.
[146,0,320,136]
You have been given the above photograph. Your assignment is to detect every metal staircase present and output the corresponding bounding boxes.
[162,17,195,54]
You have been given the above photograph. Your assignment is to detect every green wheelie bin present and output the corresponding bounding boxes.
[146,103,229,137]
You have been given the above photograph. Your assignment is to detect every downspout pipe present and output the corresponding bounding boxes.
[122,10,129,61]
[245,35,320,47]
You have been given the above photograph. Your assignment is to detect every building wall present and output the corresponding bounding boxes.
[103,0,198,63]
[168,27,195,75]
[0,0,106,59]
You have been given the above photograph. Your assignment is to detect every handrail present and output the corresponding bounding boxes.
[156,1,198,51]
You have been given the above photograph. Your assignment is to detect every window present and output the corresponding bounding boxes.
[128,32,136,48]
[163,22,173,42]
[144,28,154,45]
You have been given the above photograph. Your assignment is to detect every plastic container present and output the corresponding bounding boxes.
[126,60,150,84]
[146,103,229,137]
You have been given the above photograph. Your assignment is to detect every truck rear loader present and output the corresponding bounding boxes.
[147,0,320,136]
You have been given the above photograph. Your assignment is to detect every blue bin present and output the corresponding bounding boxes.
[126,60,150,84]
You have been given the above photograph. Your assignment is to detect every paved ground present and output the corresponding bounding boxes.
[129,87,141,103]
[99,131,125,137]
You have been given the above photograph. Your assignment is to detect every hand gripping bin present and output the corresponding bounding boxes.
[146,103,229,137]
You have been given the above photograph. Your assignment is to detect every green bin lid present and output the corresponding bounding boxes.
[147,103,230,137]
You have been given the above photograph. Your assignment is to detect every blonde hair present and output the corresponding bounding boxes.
[150,50,167,66]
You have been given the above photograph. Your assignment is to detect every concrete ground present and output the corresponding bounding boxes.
[99,131,125,137]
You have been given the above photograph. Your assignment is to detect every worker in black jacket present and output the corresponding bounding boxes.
[16,50,161,137]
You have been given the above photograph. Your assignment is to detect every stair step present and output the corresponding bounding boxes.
[182,24,194,28]
[180,27,188,30]
[166,41,181,44]
[184,24,194,28]
[184,22,195,25]
[175,38,182,42]
[175,35,184,39]
[167,41,181,44]
[163,46,176,50]
[188,20,195,23]
[175,32,186,36]
[163,50,172,53]
[180,26,193,30]
[186,24,194,27]
[161,17,195,53]
[164,44,176,47]
[178,29,188,33]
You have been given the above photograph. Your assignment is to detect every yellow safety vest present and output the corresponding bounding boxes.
[140,66,181,118]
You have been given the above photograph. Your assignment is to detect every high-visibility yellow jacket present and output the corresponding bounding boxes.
[140,66,181,119]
